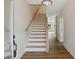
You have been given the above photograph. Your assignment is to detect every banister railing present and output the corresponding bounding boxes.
[45,16,49,53]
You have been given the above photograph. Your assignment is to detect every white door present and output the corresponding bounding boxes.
[10,0,14,59]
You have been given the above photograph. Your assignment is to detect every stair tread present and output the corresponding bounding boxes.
[32,31,46,32]
[32,24,45,25]
[33,24,46,25]
[32,29,46,31]
[32,27,46,29]
[27,46,46,48]
[25,48,46,52]
[28,41,46,43]
[32,29,46,30]
[28,43,46,45]
[29,39,46,41]
[31,32,46,33]
[30,34,46,35]
[32,28,46,30]
[31,34,46,35]
[32,25,46,27]
[31,33,46,34]
[29,38,46,40]
[32,25,46,26]
[32,26,45,28]
[29,37,46,39]
[30,35,46,36]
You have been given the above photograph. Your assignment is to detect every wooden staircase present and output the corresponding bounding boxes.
[26,14,49,52]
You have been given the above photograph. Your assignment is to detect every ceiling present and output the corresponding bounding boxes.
[27,0,68,16]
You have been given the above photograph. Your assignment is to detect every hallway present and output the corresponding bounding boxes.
[4,0,75,59]
[21,39,74,59]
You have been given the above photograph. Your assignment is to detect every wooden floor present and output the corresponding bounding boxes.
[21,39,74,59]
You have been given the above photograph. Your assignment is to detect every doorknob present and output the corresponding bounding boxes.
[13,35,17,57]
[13,39,17,57]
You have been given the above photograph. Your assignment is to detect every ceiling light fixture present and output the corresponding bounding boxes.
[41,0,53,6]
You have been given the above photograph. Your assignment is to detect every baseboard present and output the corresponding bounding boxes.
[19,48,27,59]
[63,44,75,58]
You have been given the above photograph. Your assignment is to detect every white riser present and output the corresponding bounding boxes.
[31,32,46,34]
[27,44,46,46]
[32,24,45,25]
[29,39,46,41]
[33,25,46,27]
[28,43,46,46]
[32,24,46,26]
[30,35,46,37]
[25,48,46,52]
[32,27,45,28]
[32,30,45,31]
[32,30,46,32]
[32,28,45,30]
[33,22,45,23]
[34,21,44,24]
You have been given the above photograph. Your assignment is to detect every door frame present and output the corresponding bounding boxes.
[9,0,14,59]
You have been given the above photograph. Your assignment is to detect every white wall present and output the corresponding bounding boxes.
[59,0,75,57]
[4,0,10,32]
[14,0,34,59]
[4,0,11,57]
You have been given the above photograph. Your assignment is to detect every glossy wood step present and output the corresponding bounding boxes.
[32,27,46,29]
[32,27,46,30]
[32,29,46,31]
[31,32,46,34]
[30,35,46,37]
[28,43,46,46]
[32,25,46,27]
[27,46,46,48]
[30,33,46,35]
[32,31,46,32]
[28,41,46,43]
[32,24,46,25]
[25,48,46,52]
[32,24,46,26]
[29,39,46,41]
[29,37,46,39]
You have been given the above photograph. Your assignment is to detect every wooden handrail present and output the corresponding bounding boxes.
[32,5,40,20]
